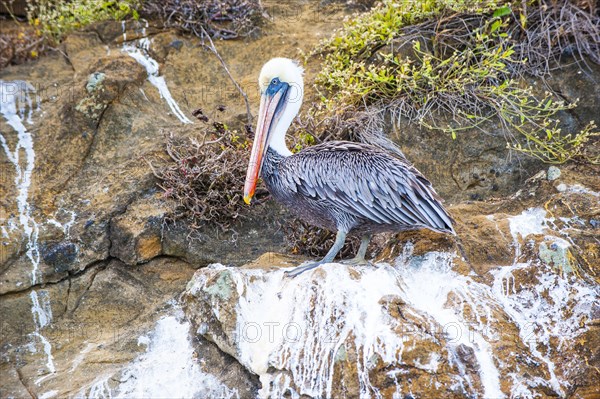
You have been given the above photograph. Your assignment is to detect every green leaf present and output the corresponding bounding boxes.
[490,20,502,33]
[493,6,511,18]
[519,13,527,29]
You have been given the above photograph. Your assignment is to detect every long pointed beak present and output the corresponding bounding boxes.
[243,89,286,205]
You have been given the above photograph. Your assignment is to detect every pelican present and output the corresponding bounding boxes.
[244,58,455,277]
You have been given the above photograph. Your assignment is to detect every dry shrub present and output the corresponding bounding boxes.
[141,0,264,39]
[0,20,48,68]
[150,118,259,231]
[508,0,600,75]
[396,1,600,78]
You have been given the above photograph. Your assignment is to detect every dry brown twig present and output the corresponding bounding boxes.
[149,123,256,232]
[141,0,263,40]
[199,25,253,126]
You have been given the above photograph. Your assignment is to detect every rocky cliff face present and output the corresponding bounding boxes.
[1,1,599,398]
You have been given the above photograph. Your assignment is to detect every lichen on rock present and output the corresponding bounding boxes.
[85,72,106,93]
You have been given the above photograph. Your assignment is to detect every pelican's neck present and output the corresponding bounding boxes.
[267,84,302,158]
[268,125,292,157]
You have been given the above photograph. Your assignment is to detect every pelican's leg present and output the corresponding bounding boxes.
[343,234,371,265]
[285,230,347,278]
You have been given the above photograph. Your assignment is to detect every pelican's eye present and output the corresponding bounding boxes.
[270,77,280,86]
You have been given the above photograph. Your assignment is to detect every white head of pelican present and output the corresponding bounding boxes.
[244,58,304,205]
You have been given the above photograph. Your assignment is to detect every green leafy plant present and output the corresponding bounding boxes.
[27,0,140,43]
[307,0,600,164]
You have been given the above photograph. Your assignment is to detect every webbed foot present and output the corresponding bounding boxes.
[284,261,325,278]
[341,256,371,266]
[284,230,349,278]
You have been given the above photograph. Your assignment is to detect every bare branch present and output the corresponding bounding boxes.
[199,26,253,126]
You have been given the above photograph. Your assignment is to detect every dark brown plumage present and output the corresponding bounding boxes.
[263,142,455,238]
